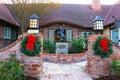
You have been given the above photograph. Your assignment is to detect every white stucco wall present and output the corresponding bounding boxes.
[103,26,110,38]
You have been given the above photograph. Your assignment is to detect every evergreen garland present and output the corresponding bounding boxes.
[20,35,42,56]
[92,36,113,59]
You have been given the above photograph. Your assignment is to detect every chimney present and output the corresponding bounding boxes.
[91,0,101,11]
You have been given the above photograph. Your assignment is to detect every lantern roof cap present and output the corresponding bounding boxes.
[94,16,103,21]
[29,13,39,19]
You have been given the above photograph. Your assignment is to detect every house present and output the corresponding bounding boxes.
[38,0,120,44]
[0,0,120,48]
[0,4,20,48]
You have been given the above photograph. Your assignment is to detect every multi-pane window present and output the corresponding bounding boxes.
[82,32,94,39]
[4,27,11,39]
[66,29,72,41]
[49,29,54,41]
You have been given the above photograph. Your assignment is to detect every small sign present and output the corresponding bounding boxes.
[55,42,68,54]
[28,29,39,33]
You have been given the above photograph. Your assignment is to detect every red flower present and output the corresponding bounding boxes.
[26,35,36,51]
[100,38,108,52]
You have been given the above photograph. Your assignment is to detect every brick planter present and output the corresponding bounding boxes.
[23,55,43,77]
[86,34,111,78]
[86,53,111,78]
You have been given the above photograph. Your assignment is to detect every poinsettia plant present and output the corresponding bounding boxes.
[20,35,42,56]
[92,36,113,59]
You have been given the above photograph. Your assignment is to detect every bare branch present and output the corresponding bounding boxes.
[2,0,59,32]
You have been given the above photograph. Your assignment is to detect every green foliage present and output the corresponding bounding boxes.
[20,36,42,56]
[43,39,55,53]
[111,59,120,75]
[92,36,113,59]
[0,54,24,80]
[69,37,87,53]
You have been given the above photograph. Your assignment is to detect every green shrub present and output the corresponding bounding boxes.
[111,59,120,75]
[43,39,55,53]
[69,37,87,53]
[0,54,24,80]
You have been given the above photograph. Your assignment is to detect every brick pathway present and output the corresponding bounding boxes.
[40,61,93,80]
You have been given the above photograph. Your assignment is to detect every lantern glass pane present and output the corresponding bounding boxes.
[30,18,39,28]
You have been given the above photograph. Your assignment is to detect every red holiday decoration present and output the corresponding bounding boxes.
[100,38,108,52]
[26,35,36,51]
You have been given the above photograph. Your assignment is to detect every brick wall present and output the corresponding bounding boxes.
[85,34,120,78]
[0,26,3,39]
[0,24,19,49]
[23,55,43,77]
[0,39,15,49]
[43,52,87,63]
[0,33,43,78]
[42,23,93,38]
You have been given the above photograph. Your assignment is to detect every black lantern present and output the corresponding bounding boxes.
[28,14,39,33]
[93,16,104,34]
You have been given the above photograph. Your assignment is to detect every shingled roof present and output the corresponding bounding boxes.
[39,4,120,28]
[0,4,19,27]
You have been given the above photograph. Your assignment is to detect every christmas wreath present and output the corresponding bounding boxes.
[20,35,42,56]
[92,36,113,59]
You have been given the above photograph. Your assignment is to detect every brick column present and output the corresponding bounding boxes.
[23,55,43,77]
[86,34,111,78]
[22,33,43,78]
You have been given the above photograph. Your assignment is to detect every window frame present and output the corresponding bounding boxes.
[66,29,72,41]
[48,29,55,41]
[4,27,11,39]
[82,31,94,39]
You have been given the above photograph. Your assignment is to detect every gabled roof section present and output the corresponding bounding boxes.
[0,4,19,27]
[39,4,120,28]
[104,3,120,26]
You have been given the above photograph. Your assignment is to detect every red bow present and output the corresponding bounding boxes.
[100,38,108,52]
[26,35,36,51]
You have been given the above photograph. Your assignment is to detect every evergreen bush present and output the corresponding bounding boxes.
[111,59,120,75]
[43,39,55,53]
[0,54,24,80]
[68,37,87,53]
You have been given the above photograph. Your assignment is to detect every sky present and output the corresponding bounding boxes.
[0,0,119,4]
[56,0,119,5]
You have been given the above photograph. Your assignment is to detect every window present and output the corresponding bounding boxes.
[49,29,54,41]
[4,27,11,39]
[66,29,72,41]
[82,32,94,39]
[111,28,118,43]
[11,29,17,40]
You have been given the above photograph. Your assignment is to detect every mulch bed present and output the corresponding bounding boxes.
[94,75,120,80]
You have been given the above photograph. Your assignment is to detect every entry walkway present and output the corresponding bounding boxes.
[41,61,93,80]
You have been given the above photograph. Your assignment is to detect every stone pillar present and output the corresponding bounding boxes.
[21,33,43,78]
[86,34,111,78]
